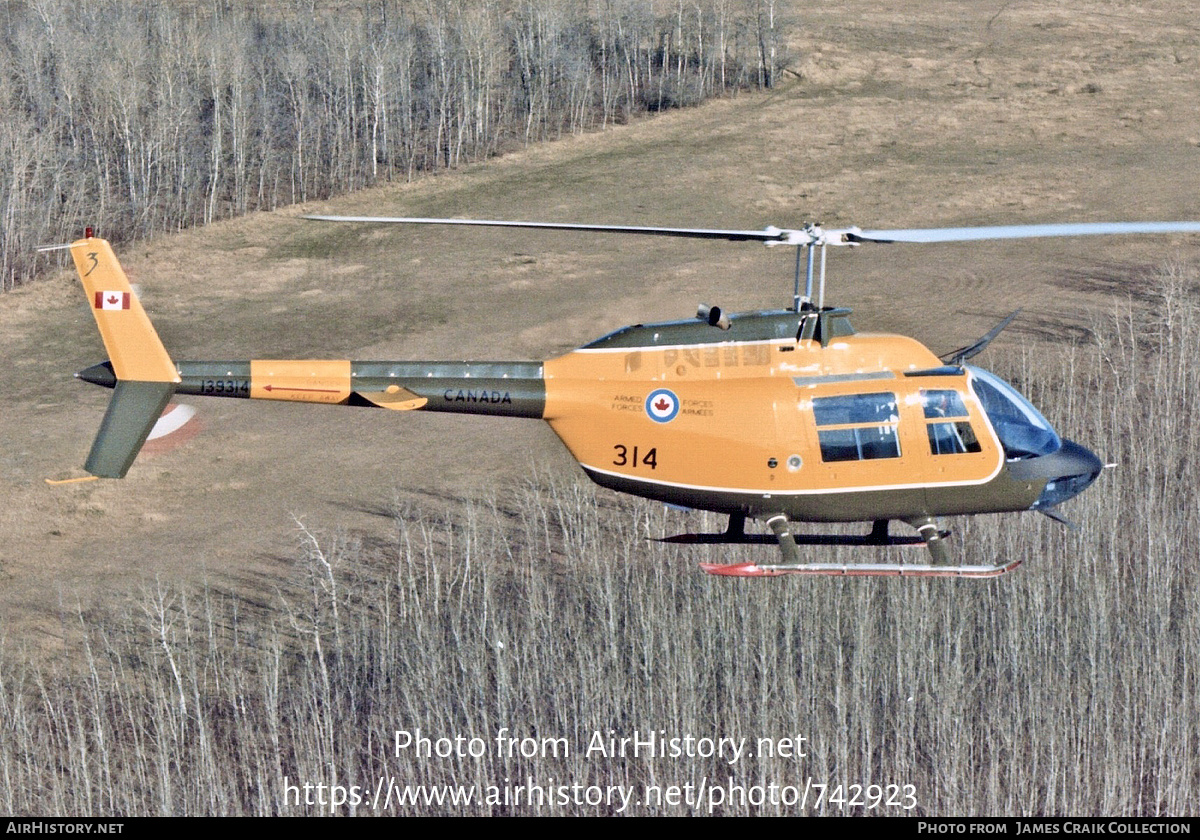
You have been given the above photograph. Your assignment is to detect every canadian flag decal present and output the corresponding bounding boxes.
[94,291,131,310]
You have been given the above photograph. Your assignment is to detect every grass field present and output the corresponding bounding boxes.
[2,294,1197,814]
[1,1,1199,816]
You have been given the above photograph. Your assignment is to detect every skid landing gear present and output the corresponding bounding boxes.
[669,515,1023,579]
[700,560,1022,578]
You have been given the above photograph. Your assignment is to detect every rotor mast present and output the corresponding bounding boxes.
[793,240,829,312]
[788,223,852,312]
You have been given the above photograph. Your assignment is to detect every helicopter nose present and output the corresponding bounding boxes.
[1009,439,1104,510]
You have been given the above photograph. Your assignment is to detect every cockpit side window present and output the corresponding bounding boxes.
[812,393,901,462]
[966,366,1062,459]
[920,389,982,455]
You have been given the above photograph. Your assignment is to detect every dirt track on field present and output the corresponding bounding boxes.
[3,1,1199,645]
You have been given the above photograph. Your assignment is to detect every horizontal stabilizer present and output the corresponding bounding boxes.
[85,381,177,478]
[353,387,428,411]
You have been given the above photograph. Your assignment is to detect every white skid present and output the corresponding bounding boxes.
[701,560,1022,578]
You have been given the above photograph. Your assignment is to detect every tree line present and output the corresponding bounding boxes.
[0,0,787,290]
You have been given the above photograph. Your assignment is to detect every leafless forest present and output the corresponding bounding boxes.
[0,268,1195,815]
[0,0,784,289]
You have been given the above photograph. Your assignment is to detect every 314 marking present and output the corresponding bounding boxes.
[613,445,657,470]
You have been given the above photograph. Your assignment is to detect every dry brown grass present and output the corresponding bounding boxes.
[1,268,1198,815]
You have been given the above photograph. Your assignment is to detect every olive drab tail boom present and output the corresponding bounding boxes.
[68,234,546,478]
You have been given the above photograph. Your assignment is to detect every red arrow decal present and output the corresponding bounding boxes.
[263,384,341,394]
[654,398,671,411]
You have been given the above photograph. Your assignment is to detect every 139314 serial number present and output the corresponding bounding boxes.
[198,379,250,395]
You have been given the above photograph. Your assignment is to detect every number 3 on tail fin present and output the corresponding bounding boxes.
[71,235,180,478]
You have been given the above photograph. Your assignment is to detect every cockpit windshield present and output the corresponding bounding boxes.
[967,366,1062,460]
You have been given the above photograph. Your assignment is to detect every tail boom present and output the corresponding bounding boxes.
[162,360,546,417]
[78,358,547,418]
[70,235,544,478]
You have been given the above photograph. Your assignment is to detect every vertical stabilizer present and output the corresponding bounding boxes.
[71,236,180,477]
[71,237,178,383]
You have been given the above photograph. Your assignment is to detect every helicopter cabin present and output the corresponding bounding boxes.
[540,307,1045,523]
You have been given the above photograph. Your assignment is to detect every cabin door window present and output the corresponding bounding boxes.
[811,393,902,462]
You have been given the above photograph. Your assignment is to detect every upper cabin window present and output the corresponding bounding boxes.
[812,393,901,462]
[920,389,982,455]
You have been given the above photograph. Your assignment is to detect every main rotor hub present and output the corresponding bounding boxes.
[768,224,865,247]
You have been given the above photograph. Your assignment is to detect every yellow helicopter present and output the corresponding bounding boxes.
[59,217,1200,578]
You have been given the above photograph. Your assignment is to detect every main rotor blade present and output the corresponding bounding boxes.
[852,221,1200,244]
[307,215,1200,249]
[304,215,789,243]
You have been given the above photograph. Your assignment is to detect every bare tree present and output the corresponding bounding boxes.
[0,0,782,290]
